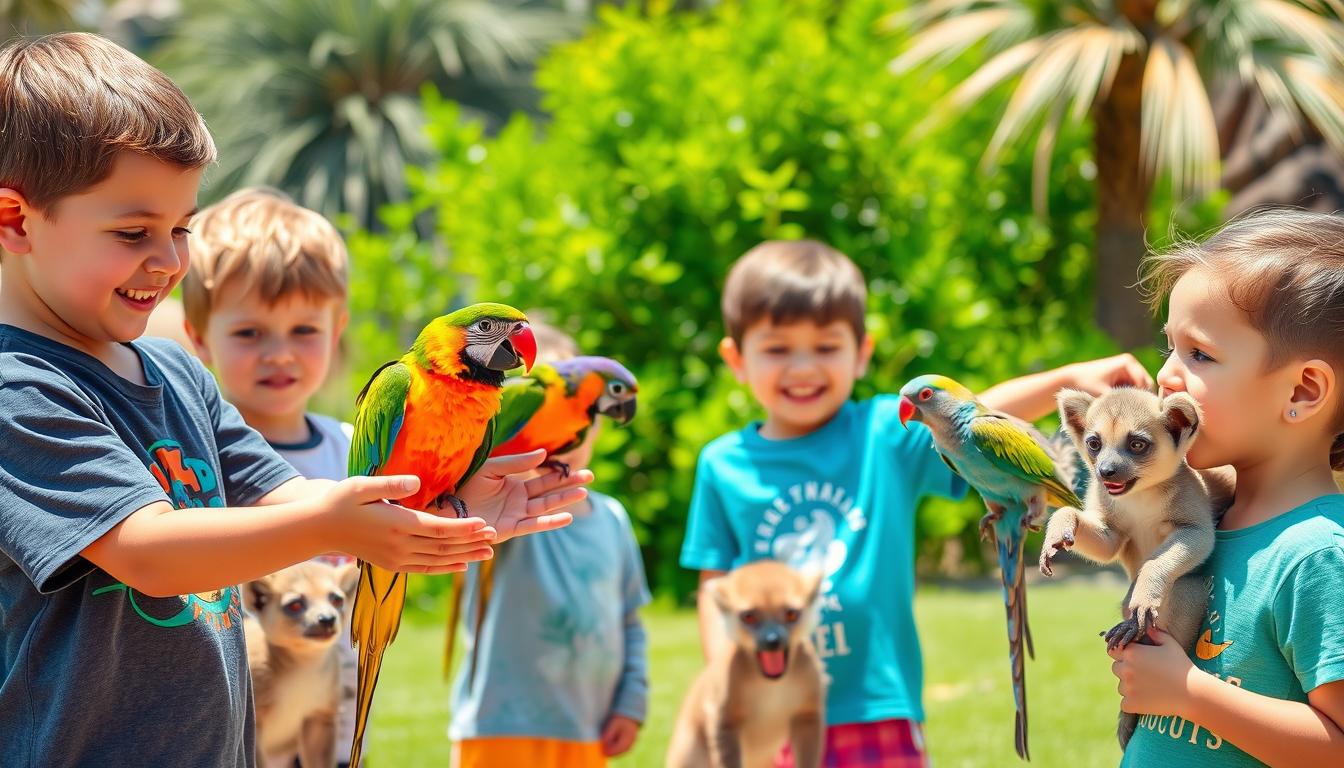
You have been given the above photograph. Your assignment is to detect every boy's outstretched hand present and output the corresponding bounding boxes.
[455,449,590,543]
[1068,352,1155,395]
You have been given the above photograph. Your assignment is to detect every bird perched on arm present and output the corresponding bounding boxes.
[347,303,537,768]
[898,374,1082,761]
[445,355,638,677]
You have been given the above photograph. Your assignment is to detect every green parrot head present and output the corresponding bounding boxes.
[417,303,537,385]
[898,374,978,431]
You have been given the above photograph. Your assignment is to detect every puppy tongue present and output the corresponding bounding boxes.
[758,649,787,678]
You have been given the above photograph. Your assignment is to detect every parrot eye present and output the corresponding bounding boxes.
[329,592,345,608]
[609,382,626,395]
[1084,435,1103,453]
[283,598,305,615]
[740,610,760,626]
[478,319,493,333]
[918,387,933,401]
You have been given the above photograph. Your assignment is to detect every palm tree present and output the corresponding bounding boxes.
[157,0,577,230]
[890,1,1344,349]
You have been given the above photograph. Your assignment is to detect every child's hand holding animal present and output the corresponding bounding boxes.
[1109,627,1201,718]
[454,449,591,543]
[601,715,640,757]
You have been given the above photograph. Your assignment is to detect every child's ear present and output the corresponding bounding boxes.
[1287,358,1336,424]
[332,308,349,347]
[719,337,747,383]
[183,319,213,366]
[855,333,875,378]
[1057,389,1094,447]
[0,189,33,255]
[1161,392,1202,448]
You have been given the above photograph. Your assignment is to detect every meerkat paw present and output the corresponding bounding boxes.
[1038,530,1074,577]
[1104,604,1159,650]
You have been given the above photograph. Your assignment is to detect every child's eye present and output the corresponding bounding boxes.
[113,229,148,243]
[764,347,788,356]
[294,325,320,336]
[231,329,260,340]
[816,346,839,355]
[1188,348,1215,363]
[172,227,192,239]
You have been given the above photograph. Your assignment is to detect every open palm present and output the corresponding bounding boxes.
[455,450,589,542]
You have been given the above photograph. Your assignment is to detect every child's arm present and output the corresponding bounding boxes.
[603,611,648,757]
[83,461,587,598]
[697,569,728,661]
[1112,629,1344,763]
[979,353,1153,421]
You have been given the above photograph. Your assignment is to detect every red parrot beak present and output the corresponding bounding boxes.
[511,323,537,372]
[898,395,917,429]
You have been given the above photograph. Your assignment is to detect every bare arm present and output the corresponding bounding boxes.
[698,569,728,662]
[1183,676,1344,765]
[981,353,1154,421]
[81,475,495,597]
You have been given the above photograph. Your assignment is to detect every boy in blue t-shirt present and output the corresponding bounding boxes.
[681,239,1152,766]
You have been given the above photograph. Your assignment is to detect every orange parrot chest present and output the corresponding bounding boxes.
[378,368,501,512]
[496,375,602,456]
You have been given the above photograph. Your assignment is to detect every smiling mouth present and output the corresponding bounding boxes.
[258,376,298,388]
[115,287,160,309]
[781,385,826,401]
[1102,478,1137,496]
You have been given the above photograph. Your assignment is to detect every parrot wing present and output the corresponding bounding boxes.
[346,360,412,768]
[349,360,412,477]
[969,415,1083,509]
[492,377,547,448]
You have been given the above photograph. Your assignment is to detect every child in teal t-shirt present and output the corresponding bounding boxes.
[1113,209,1344,766]
[681,239,1154,765]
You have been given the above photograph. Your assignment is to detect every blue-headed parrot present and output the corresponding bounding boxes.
[899,374,1083,761]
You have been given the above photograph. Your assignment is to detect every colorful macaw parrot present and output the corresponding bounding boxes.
[444,356,638,678]
[346,303,537,768]
[898,375,1083,761]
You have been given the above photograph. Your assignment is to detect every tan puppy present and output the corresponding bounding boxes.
[245,560,359,768]
[666,560,826,768]
[1039,387,1233,748]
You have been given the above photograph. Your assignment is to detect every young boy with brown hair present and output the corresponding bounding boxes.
[0,33,584,766]
[681,239,1152,765]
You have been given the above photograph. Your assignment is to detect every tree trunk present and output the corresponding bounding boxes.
[1091,51,1155,351]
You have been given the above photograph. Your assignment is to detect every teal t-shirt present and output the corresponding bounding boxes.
[680,395,967,725]
[1122,493,1344,766]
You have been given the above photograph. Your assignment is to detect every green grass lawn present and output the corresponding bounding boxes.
[367,577,1128,767]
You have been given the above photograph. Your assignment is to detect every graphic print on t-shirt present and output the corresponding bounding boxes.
[91,438,241,631]
[753,480,864,660]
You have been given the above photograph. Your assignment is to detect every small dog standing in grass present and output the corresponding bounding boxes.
[246,561,359,768]
[666,560,826,768]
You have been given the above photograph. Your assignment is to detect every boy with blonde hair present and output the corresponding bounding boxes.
[182,186,361,763]
[0,33,584,766]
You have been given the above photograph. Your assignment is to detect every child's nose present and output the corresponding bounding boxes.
[144,239,185,276]
[261,339,295,364]
[1156,356,1183,395]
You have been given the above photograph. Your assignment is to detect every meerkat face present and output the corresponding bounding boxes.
[1058,387,1202,498]
[711,560,823,680]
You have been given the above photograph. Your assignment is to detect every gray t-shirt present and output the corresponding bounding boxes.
[0,325,299,767]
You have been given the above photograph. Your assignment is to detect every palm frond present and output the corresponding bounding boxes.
[1140,36,1220,194]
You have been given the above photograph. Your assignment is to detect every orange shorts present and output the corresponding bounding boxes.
[452,737,606,768]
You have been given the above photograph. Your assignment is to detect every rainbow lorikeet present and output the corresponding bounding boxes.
[898,375,1083,761]
[346,303,537,768]
[444,356,638,679]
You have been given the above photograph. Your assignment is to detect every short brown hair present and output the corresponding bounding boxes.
[0,32,215,215]
[721,240,867,344]
[1141,208,1344,470]
[182,187,349,331]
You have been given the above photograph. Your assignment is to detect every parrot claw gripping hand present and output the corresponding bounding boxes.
[436,493,470,518]
[899,375,1083,761]
[444,355,639,683]
[346,303,536,768]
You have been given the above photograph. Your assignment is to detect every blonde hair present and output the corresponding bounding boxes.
[0,33,215,215]
[1141,208,1344,470]
[182,187,349,330]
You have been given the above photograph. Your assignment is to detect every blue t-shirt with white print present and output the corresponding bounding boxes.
[680,395,967,725]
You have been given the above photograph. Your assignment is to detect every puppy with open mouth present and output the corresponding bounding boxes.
[666,560,826,768]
